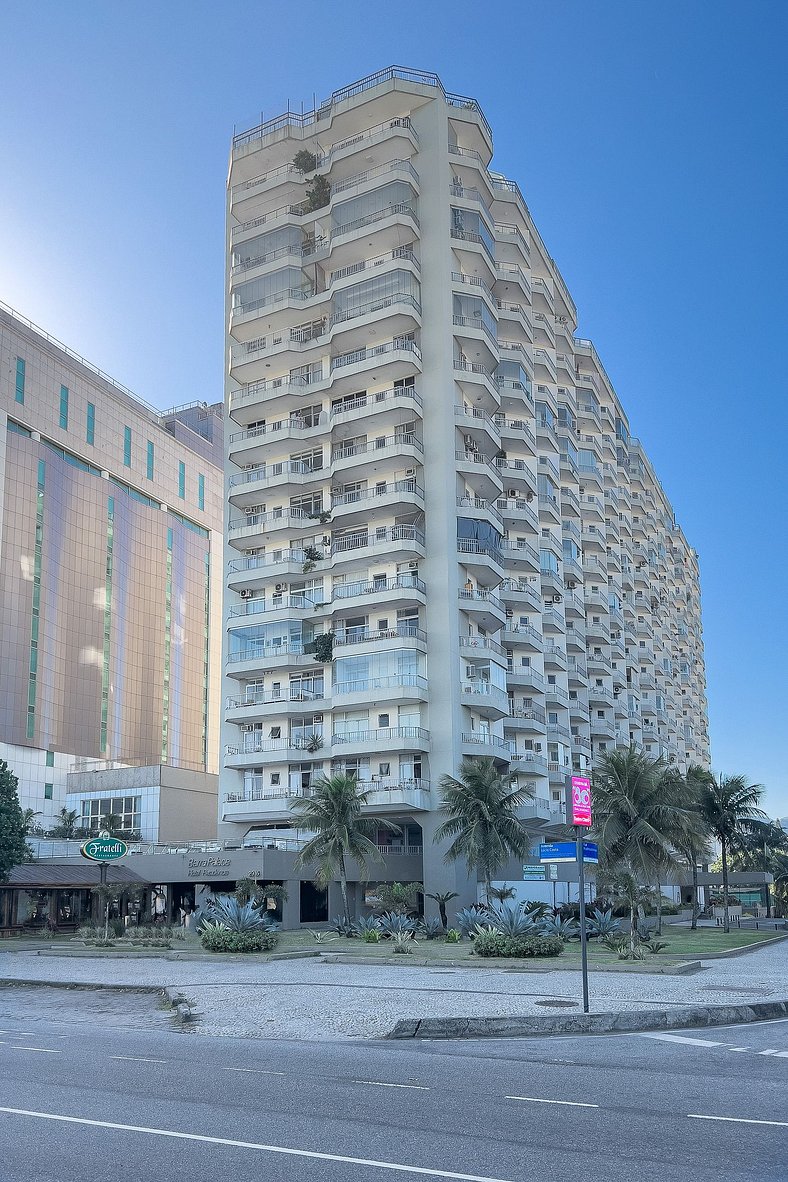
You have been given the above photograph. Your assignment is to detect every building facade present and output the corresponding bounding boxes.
[220,67,710,908]
[0,302,224,830]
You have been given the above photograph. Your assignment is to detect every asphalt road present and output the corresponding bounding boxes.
[0,988,786,1182]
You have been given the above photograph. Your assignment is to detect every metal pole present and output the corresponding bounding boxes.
[576,828,589,1014]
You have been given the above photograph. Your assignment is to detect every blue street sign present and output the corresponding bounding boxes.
[539,842,576,863]
[540,841,599,864]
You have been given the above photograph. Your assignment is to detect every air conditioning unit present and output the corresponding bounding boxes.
[552,594,562,604]
[408,561,419,570]
[507,488,518,498]
[567,580,577,590]
[243,724,255,732]
[275,583,287,592]
[239,589,252,599]
[405,468,416,477]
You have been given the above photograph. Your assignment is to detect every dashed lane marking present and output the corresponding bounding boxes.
[688,1114,788,1128]
[353,1081,430,1090]
[223,1067,286,1076]
[506,1096,598,1108]
[640,1033,724,1047]
[9,1047,61,1054]
[110,1056,168,1064]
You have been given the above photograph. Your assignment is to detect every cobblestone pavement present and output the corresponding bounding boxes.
[1,938,786,1039]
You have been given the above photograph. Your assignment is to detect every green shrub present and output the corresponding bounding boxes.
[444,928,460,943]
[363,928,380,944]
[392,932,415,955]
[200,924,278,953]
[473,932,565,958]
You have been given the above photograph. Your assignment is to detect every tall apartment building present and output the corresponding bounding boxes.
[221,68,710,900]
[0,302,224,834]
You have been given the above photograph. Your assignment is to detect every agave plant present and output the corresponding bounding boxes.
[486,902,538,938]
[378,911,418,937]
[203,896,278,933]
[357,915,382,935]
[586,908,621,938]
[523,900,551,921]
[418,916,445,940]
[330,915,358,937]
[538,914,579,940]
[455,906,493,938]
[392,931,415,954]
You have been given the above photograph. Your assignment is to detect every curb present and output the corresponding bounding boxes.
[163,986,200,1026]
[386,998,788,1040]
[0,977,198,1027]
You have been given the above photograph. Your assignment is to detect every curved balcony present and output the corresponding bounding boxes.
[330,525,426,572]
[455,404,502,451]
[505,663,545,692]
[507,750,549,777]
[457,538,505,587]
[544,644,568,671]
[225,736,328,770]
[453,360,500,415]
[226,551,322,593]
[332,674,428,708]
[499,578,542,613]
[230,321,329,382]
[227,507,313,548]
[499,538,540,572]
[332,479,424,526]
[228,415,330,467]
[227,593,322,621]
[328,292,423,355]
[458,588,506,631]
[456,495,504,530]
[507,706,547,735]
[328,338,422,397]
[228,460,324,507]
[221,786,306,825]
[460,681,510,720]
[334,624,427,656]
[225,686,327,723]
[225,642,313,678]
[329,384,423,432]
[458,634,508,662]
[460,732,510,763]
[330,726,430,756]
[455,449,503,500]
[501,623,542,651]
[493,414,536,454]
[330,574,425,615]
[228,373,330,427]
[331,433,423,481]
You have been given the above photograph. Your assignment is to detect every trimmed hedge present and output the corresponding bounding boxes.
[200,927,278,953]
[473,932,565,958]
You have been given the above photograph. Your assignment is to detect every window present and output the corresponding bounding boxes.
[15,358,25,404]
[146,440,154,480]
[45,751,54,767]
[123,426,132,467]
[86,402,95,445]
[58,385,69,430]
[178,461,186,499]
[44,783,53,800]
[198,473,205,511]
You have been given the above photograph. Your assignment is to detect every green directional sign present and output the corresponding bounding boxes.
[80,835,128,862]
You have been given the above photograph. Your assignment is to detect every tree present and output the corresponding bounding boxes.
[592,746,707,929]
[21,808,44,836]
[290,775,396,926]
[435,757,533,903]
[699,774,766,933]
[610,870,658,959]
[48,808,82,839]
[425,890,458,929]
[368,881,423,915]
[673,764,715,930]
[488,884,516,905]
[727,819,788,917]
[0,759,31,881]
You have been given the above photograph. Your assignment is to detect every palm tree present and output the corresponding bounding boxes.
[674,764,715,930]
[47,807,82,839]
[610,870,658,958]
[290,774,395,926]
[426,890,459,929]
[593,747,707,931]
[699,774,766,933]
[21,808,43,836]
[728,818,788,918]
[435,757,533,903]
[488,883,516,905]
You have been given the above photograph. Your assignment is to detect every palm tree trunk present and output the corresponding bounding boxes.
[439,901,447,928]
[485,872,492,906]
[721,838,730,935]
[629,902,636,958]
[656,881,663,936]
[690,860,699,931]
[339,852,351,928]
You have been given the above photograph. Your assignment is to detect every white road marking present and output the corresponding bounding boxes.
[0,1106,516,1181]
[353,1081,430,1091]
[506,1096,598,1108]
[688,1114,788,1128]
[640,1033,724,1047]
[9,1047,61,1054]
[223,1067,286,1076]
[110,1056,168,1064]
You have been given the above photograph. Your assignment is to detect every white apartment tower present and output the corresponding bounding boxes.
[221,68,710,898]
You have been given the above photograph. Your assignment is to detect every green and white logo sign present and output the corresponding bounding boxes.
[80,832,128,862]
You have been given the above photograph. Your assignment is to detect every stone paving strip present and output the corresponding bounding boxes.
[1,939,787,1041]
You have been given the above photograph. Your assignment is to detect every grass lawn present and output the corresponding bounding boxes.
[272,924,784,970]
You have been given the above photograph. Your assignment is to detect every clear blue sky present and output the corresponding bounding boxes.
[2,2,786,813]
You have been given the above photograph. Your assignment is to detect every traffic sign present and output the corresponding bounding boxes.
[523,864,547,880]
[539,842,577,863]
[539,841,599,864]
[80,835,128,862]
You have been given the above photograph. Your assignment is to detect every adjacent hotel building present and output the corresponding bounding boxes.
[220,68,710,900]
[0,303,224,839]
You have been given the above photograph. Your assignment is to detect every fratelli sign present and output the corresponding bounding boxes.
[80,835,128,862]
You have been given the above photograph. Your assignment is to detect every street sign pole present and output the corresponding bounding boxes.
[576,827,589,1014]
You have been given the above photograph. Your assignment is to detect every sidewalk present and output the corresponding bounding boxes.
[2,937,787,1040]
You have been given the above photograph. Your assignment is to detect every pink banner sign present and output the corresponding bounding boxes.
[570,775,592,826]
